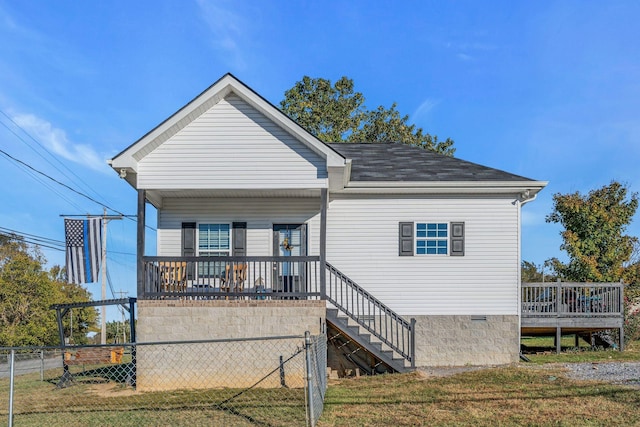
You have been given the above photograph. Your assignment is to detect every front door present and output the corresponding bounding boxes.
[273,224,307,295]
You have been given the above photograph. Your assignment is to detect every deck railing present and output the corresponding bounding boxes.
[325,262,415,368]
[521,282,624,317]
[142,256,321,300]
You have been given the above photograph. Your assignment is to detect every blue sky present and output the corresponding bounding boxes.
[1,1,639,302]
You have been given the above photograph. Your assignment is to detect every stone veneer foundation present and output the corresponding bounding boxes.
[413,315,520,366]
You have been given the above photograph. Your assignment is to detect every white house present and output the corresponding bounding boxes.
[109,73,546,386]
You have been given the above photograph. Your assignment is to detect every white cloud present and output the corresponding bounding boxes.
[412,98,439,122]
[196,0,247,70]
[12,113,108,173]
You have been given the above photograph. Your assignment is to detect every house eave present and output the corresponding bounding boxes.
[339,180,548,195]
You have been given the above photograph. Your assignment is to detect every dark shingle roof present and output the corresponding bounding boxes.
[326,143,535,182]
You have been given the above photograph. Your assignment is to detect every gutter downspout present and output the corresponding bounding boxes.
[519,190,538,206]
[516,189,537,361]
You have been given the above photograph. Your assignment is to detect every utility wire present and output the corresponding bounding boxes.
[0,112,156,230]
[0,147,123,214]
[0,110,111,206]
[0,147,156,231]
[1,149,85,211]
[0,226,135,256]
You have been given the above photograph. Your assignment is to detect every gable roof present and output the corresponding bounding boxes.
[109,73,346,188]
[109,73,545,198]
[327,143,546,196]
[327,143,534,182]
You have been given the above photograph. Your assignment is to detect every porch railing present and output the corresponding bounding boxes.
[142,256,414,366]
[325,262,415,368]
[142,256,320,300]
[521,282,624,317]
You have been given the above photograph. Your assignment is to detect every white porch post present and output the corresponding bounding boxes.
[137,189,146,298]
[320,188,327,299]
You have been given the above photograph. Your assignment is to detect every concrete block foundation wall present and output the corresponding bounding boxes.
[136,300,326,391]
[413,315,519,366]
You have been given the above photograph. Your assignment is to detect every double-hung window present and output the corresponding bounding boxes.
[416,223,448,255]
[399,221,465,257]
[198,224,230,276]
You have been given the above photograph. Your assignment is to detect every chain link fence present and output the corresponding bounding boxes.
[1,333,326,426]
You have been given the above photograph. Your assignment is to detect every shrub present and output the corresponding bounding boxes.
[623,296,640,345]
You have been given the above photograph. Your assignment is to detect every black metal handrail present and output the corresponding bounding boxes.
[325,262,415,368]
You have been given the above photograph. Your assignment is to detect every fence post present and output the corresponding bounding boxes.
[8,349,15,427]
[304,331,315,427]
[40,350,44,382]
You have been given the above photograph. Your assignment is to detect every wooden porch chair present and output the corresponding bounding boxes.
[221,263,247,295]
[159,261,187,293]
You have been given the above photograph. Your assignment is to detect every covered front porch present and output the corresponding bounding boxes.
[141,256,322,300]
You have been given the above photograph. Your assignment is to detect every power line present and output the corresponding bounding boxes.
[1,150,86,211]
[0,226,135,256]
[0,110,157,231]
[0,110,112,207]
[0,147,123,214]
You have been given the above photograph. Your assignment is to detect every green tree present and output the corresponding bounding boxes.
[0,234,97,346]
[546,181,638,282]
[280,76,455,156]
[521,260,556,282]
[105,319,132,343]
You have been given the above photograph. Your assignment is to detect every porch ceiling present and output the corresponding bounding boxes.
[146,188,323,207]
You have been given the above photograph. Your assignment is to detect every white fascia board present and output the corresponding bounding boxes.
[341,180,549,195]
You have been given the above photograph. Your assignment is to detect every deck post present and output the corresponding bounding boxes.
[555,327,561,354]
[619,281,625,352]
[319,188,327,299]
[137,189,146,299]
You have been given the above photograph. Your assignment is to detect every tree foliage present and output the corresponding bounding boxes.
[521,260,557,283]
[280,76,455,156]
[0,234,97,346]
[546,182,638,282]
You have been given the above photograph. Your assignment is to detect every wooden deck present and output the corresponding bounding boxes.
[521,282,624,352]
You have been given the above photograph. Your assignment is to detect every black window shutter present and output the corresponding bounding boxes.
[399,222,414,256]
[182,222,196,279]
[232,222,247,257]
[450,222,465,256]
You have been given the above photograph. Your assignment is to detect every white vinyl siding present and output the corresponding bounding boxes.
[156,194,520,317]
[138,94,327,190]
[157,197,321,258]
[325,195,519,316]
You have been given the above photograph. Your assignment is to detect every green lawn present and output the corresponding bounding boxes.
[2,342,639,426]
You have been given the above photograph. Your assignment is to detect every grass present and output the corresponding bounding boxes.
[0,367,307,426]
[319,366,640,426]
[522,336,640,363]
[2,343,640,426]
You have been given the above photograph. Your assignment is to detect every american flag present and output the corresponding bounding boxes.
[65,218,102,284]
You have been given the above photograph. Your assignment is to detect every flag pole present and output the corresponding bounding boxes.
[101,207,107,345]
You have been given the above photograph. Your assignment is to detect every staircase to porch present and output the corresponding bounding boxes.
[325,262,416,374]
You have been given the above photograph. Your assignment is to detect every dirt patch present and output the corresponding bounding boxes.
[88,381,137,397]
[416,365,499,378]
